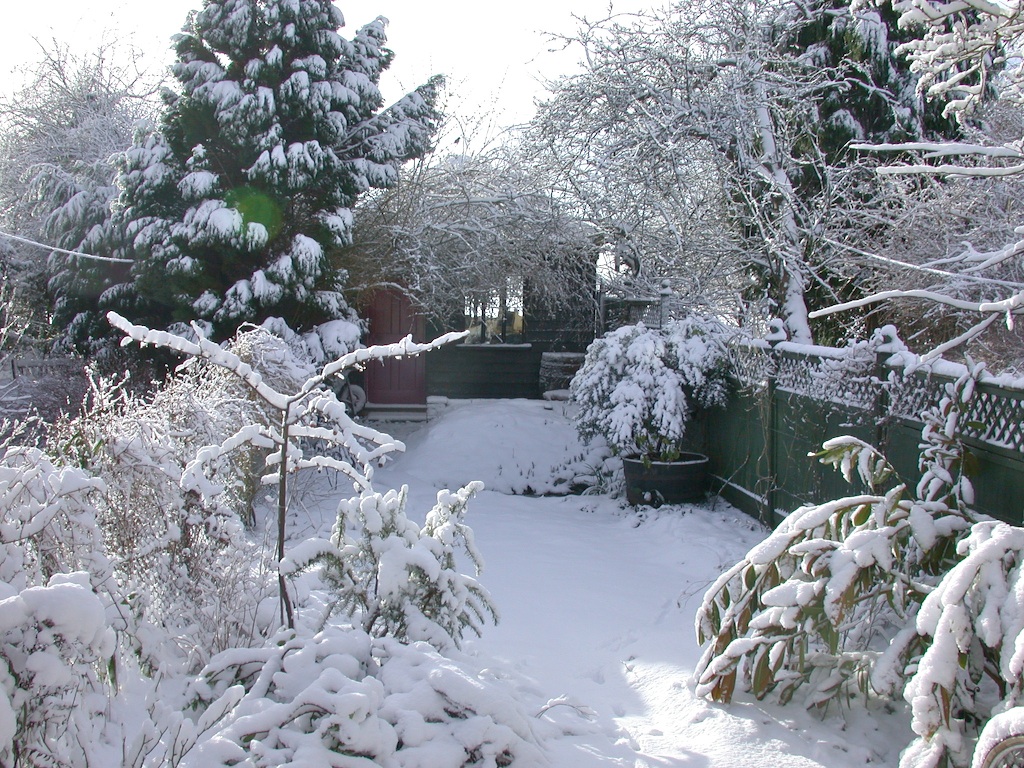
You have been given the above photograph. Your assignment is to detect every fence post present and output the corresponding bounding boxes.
[658,280,673,328]
[874,328,895,452]
[764,319,787,526]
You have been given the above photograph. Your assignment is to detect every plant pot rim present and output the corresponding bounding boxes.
[623,452,708,466]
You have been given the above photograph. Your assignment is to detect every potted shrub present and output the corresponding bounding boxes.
[570,317,732,506]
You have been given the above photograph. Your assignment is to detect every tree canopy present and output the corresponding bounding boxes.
[530,0,965,343]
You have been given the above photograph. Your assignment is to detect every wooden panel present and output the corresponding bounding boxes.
[363,289,426,405]
[426,345,543,399]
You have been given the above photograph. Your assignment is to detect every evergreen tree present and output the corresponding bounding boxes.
[791,1,960,156]
[60,0,441,349]
[775,1,966,342]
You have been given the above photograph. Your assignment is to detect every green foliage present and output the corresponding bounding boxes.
[694,362,1020,767]
[292,482,497,652]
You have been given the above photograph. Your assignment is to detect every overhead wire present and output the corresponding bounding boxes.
[0,229,132,264]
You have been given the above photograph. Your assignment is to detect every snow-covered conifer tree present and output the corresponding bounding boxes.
[77,1,440,349]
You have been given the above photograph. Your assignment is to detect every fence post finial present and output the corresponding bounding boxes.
[766,318,788,347]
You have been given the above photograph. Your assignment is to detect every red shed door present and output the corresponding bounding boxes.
[363,289,426,405]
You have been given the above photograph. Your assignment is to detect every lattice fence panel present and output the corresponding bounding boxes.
[774,350,877,411]
[888,373,945,424]
[887,373,1024,453]
[731,342,773,390]
[963,388,1024,452]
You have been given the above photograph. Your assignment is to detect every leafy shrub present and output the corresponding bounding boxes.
[171,625,540,768]
[571,317,732,462]
[694,362,1024,767]
[0,441,117,765]
[46,353,277,672]
[287,482,498,652]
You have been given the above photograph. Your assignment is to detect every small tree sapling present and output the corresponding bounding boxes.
[108,311,466,629]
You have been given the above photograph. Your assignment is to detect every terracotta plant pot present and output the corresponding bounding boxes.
[622,453,709,507]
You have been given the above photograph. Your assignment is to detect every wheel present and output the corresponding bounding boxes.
[342,383,367,416]
[978,734,1024,768]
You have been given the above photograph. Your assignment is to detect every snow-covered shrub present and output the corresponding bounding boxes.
[45,360,274,673]
[172,625,540,768]
[571,317,732,462]
[0,444,110,592]
[259,315,362,367]
[694,362,1024,767]
[0,573,114,764]
[179,322,316,525]
[0,442,118,765]
[109,311,467,631]
[289,482,497,652]
[0,572,116,767]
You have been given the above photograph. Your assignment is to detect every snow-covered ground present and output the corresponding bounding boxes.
[289,398,908,767]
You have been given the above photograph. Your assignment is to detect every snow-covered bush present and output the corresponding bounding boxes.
[171,625,540,768]
[1,579,112,754]
[45,354,276,672]
[694,362,1024,767]
[0,440,120,765]
[109,312,467,631]
[571,317,732,462]
[0,572,117,767]
[288,482,497,652]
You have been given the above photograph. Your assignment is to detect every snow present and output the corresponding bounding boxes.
[278,398,911,766]
[1,389,929,765]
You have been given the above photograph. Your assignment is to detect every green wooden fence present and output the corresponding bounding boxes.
[705,338,1024,528]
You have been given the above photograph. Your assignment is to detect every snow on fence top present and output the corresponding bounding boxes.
[732,328,1024,454]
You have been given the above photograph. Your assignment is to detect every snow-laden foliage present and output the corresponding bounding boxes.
[170,625,539,768]
[694,361,1024,766]
[60,1,442,349]
[531,0,959,342]
[348,137,597,340]
[1,314,520,765]
[814,2,1024,368]
[0,572,116,767]
[108,311,467,629]
[0,42,154,349]
[571,317,733,461]
[854,0,1024,118]
[287,482,497,651]
[0,438,120,765]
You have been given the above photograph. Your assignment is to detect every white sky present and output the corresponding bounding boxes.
[1,0,655,128]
